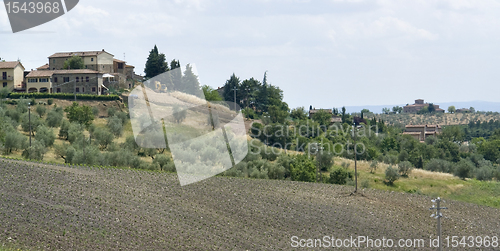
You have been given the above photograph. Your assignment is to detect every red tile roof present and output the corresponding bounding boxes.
[0,61,23,69]
[26,71,54,78]
[49,50,113,58]
[37,63,50,70]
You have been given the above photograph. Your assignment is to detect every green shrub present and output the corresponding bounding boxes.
[361,180,370,188]
[107,115,123,137]
[260,145,279,161]
[22,140,47,160]
[385,165,400,185]
[4,130,27,154]
[153,154,174,171]
[16,97,29,113]
[35,105,46,118]
[454,159,474,180]
[67,122,84,144]
[329,167,354,185]
[424,158,454,173]
[398,161,413,177]
[47,98,54,105]
[290,154,316,182]
[46,108,64,128]
[107,107,117,117]
[35,125,56,147]
[8,93,120,101]
[316,150,334,172]
[267,162,285,180]
[58,119,70,139]
[475,165,495,181]
[242,107,257,119]
[93,127,114,150]
[383,154,398,165]
[92,106,99,117]
[20,112,43,133]
[5,109,21,122]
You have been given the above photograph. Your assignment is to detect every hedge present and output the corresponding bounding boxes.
[8,93,120,101]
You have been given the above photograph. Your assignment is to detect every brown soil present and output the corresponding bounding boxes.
[0,159,498,250]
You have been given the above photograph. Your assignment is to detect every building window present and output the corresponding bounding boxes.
[28,78,38,83]
[86,77,89,82]
[91,58,94,62]
[2,82,6,87]
[76,77,79,82]
[57,88,61,93]
[76,87,80,92]
[63,77,70,82]
[53,59,55,63]
[39,78,48,83]
[82,87,85,92]
[2,72,7,80]
[92,87,96,92]
[53,77,58,82]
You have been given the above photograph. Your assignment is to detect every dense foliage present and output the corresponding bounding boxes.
[8,93,120,100]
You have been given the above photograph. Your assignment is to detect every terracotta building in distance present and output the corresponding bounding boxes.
[403,124,442,142]
[403,99,445,113]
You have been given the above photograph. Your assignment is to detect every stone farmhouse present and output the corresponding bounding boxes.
[0,61,25,90]
[403,124,442,142]
[23,49,141,94]
[25,70,104,94]
[403,99,445,113]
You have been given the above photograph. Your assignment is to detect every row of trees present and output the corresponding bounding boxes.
[223,72,289,122]
[144,45,201,95]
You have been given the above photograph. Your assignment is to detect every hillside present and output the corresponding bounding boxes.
[1,159,499,250]
[374,112,500,126]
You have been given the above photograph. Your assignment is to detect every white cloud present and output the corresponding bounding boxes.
[2,0,500,108]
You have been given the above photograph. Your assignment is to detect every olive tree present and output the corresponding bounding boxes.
[46,108,64,127]
[93,127,114,150]
[35,105,46,118]
[35,125,56,147]
[107,115,123,137]
[385,165,400,185]
[22,140,47,160]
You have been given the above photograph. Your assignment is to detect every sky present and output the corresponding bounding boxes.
[1,0,500,111]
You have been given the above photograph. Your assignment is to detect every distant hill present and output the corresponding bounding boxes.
[345,100,500,114]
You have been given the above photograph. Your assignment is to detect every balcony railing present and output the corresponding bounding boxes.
[1,76,14,81]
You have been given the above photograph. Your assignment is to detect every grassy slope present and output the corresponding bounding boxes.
[330,157,500,208]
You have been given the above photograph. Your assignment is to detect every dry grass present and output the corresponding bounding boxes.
[410,168,456,180]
